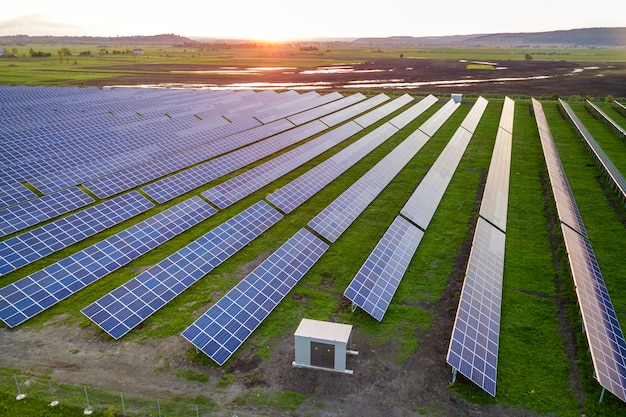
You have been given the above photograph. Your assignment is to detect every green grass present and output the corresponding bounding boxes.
[1,86,626,415]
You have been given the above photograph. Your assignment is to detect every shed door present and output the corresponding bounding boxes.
[310,341,334,369]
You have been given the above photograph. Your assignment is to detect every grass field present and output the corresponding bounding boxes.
[1,46,626,415]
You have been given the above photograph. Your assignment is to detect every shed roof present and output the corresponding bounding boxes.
[294,318,352,343]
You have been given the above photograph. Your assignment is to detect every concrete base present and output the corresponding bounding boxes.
[292,361,354,375]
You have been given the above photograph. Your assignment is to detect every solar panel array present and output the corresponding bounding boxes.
[267,95,436,214]
[82,201,282,339]
[141,120,329,203]
[343,216,424,321]
[586,100,626,140]
[0,187,94,237]
[533,98,626,403]
[319,93,391,127]
[202,121,363,209]
[447,97,514,397]
[559,99,626,206]
[0,197,216,327]
[308,99,461,243]
[182,228,328,365]
[0,191,153,275]
[345,97,488,321]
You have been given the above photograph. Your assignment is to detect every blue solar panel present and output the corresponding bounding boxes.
[446,218,505,397]
[561,226,626,403]
[344,216,423,321]
[308,130,431,243]
[83,119,294,198]
[534,98,626,403]
[142,121,327,203]
[0,186,95,237]
[82,201,283,339]
[0,191,153,275]
[0,197,216,328]
[181,228,328,365]
[203,122,362,209]
[0,181,38,210]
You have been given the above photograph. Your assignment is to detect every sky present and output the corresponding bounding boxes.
[1,0,622,41]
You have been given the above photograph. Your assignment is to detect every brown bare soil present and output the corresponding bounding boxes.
[82,58,626,97]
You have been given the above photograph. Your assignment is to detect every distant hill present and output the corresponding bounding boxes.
[0,34,197,46]
[354,27,626,47]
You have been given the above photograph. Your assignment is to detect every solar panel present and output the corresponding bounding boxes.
[0,186,95,237]
[401,98,489,229]
[447,218,505,397]
[559,99,626,204]
[320,93,390,127]
[266,123,398,214]
[532,98,588,237]
[181,228,328,365]
[202,121,363,209]
[0,191,153,275]
[0,197,216,328]
[83,119,294,198]
[387,95,438,130]
[0,182,38,210]
[351,94,414,128]
[286,93,365,125]
[478,97,514,232]
[308,129,432,243]
[82,201,282,339]
[533,98,626,402]
[561,225,626,403]
[344,216,423,321]
[142,120,328,203]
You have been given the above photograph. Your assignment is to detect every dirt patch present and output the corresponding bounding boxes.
[80,58,626,98]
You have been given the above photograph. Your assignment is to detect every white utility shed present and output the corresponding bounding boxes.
[292,318,357,374]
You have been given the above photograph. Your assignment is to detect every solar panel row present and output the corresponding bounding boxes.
[351,94,414,128]
[83,119,294,198]
[286,93,366,125]
[203,121,363,209]
[141,120,329,203]
[181,228,329,365]
[0,186,94,237]
[559,99,626,206]
[308,99,460,243]
[343,216,424,321]
[446,97,514,397]
[0,191,153,275]
[0,196,216,328]
[533,98,626,403]
[346,97,488,321]
[320,93,391,127]
[586,100,626,139]
[82,201,283,339]
[446,218,504,396]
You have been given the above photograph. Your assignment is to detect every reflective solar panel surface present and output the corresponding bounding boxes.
[308,128,432,243]
[181,228,328,365]
[320,93,390,127]
[0,191,153,275]
[352,94,413,128]
[82,201,282,339]
[203,122,362,209]
[447,218,505,397]
[0,187,95,237]
[344,216,423,321]
[142,121,327,203]
[561,225,626,403]
[532,99,588,237]
[0,197,216,328]
[401,97,488,229]
[478,99,514,232]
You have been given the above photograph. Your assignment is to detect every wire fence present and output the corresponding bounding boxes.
[2,370,235,416]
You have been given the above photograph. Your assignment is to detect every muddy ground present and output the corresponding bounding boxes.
[82,58,626,98]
